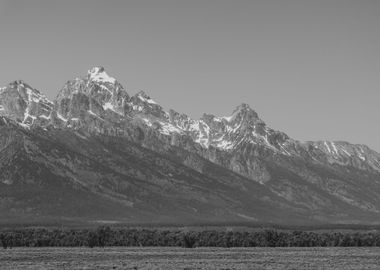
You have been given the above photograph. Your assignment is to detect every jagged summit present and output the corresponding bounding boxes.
[7,80,39,93]
[134,90,157,105]
[233,103,256,113]
[89,66,105,73]
[135,90,150,98]
[10,79,27,86]
[224,103,259,122]
[53,67,130,123]
[0,80,53,127]
[87,66,116,84]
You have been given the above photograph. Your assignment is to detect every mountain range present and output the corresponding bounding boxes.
[0,66,379,226]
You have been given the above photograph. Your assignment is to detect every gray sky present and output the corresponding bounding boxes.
[0,0,379,151]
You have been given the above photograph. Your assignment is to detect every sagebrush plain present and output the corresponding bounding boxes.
[1,246,379,270]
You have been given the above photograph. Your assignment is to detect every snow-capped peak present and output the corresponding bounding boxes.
[88,66,116,84]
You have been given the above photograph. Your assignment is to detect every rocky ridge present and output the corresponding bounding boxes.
[0,67,379,225]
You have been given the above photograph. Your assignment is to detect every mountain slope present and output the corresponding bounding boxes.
[0,117,309,224]
[0,67,379,225]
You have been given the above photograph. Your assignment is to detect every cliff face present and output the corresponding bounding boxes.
[0,67,379,225]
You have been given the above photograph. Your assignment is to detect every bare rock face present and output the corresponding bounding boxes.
[0,80,54,127]
[128,91,167,118]
[57,67,128,112]
[55,67,128,122]
[0,67,380,225]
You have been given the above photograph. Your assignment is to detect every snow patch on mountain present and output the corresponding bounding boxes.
[6,81,55,127]
[57,112,68,122]
[222,115,233,122]
[87,110,103,120]
[38,114,50,120]
[88,67,116,84]
[158,121,184,135]
[132,104,143,112]
[103,102,123,115]
[137,93,157,104]
[140,117,153,127]
[215,138,235,150]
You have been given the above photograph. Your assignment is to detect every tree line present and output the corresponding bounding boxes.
[0,227,379,249]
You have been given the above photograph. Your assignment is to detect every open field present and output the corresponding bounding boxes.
[1,247,379,270]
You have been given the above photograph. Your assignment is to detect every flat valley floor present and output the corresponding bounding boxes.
[1,247,379,270]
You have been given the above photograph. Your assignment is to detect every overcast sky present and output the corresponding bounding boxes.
[0,0,379,151]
